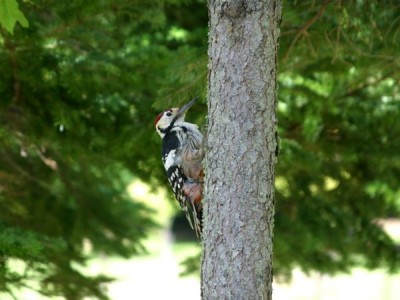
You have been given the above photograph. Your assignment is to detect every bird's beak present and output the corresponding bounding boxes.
[176,96,198,118]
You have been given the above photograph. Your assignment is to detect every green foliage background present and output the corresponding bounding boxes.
[0,0,399,299]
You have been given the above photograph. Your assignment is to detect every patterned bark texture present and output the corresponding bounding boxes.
[202,0,281,299]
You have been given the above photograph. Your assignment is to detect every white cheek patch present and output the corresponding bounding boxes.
[164,150,176,170]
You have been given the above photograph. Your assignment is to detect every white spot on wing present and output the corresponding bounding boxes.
[164,150,176,170]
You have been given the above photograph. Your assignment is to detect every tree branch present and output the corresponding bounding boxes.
[282,0,333,62]
[1,30,21,103]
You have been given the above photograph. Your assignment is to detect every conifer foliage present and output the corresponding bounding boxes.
[0,0,399,299]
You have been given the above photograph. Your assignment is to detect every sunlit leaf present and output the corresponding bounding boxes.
[0,0,28,34]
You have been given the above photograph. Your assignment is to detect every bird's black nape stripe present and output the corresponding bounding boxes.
[158,126,169,134]
[163,117,177,134]
[165,107,186,134]
[159,114,179,135]
[157,115,179,135]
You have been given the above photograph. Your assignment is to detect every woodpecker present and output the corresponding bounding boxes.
[154,98,204,239]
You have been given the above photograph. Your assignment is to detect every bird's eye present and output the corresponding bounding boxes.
[166,112,172,117]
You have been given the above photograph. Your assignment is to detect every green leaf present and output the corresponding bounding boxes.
[0,0,29,34]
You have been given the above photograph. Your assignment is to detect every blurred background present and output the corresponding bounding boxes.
[0,0,399,299]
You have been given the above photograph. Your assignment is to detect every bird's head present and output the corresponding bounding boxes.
[154,97,197,138]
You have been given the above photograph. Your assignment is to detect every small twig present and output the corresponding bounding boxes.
[0,149,54,192]
[305,34,317,57]
[0,30,21,103]
[331,24,342,63]
[33,145,58,171]
[6,288,18,300]
[343,70,397,98]
[340,30,398,61]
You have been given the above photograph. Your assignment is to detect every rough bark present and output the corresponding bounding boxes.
[201,1,281,299]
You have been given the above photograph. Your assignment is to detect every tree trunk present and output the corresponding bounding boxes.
[201,1,281,299]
